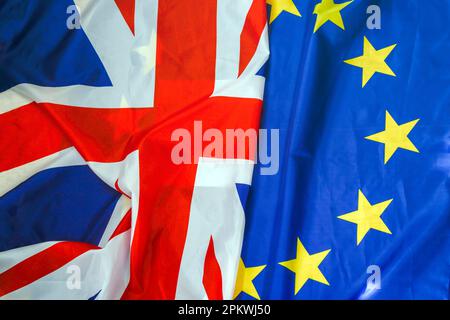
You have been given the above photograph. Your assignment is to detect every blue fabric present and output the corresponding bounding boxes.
[0,0,111,93]
[241,0,450,300]
[88,290,101,300]
[236,183,250,209]
[0,166,121,251]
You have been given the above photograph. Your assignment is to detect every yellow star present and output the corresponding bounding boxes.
[313,0,353,33]
[267,0,301,24]
[366,110,420,164]
[233,258,266,300]
[344,36,397,87]
[338,190,393,245]
[279,238,330,294]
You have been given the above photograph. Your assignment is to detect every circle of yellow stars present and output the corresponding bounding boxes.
[233,0,422,300]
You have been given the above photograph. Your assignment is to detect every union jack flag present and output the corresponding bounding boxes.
[0,0,268,299]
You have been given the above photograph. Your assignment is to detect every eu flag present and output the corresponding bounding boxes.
[236,0,450,300]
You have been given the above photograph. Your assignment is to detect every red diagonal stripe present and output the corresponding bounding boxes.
[109,209,132,241]
[0,242,98,297]
[239,0,267,76]
[114,0,136,34]
[115,180,131,199]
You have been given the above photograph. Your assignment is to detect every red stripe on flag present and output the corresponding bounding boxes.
[0,103,152,171]
[122,0,219,299]
[239,0,267,76]
[0,103,71,172]
[203,237,223,300]
[0,242,98,297]
[115,180,131,199]
[109,210,132,241]
[114,0,136,34]
[153,0,217,113]
[122,96,262,299]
